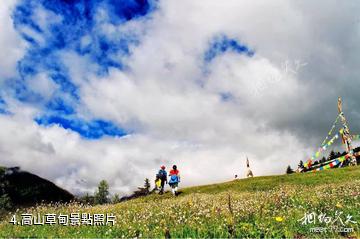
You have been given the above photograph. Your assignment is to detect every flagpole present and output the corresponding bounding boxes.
[337,97,357,166]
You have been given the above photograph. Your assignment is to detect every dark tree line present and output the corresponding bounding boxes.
[80,178,153,205]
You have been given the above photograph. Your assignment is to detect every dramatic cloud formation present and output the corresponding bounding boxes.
[0,0,359,195]
[0,0,27,80]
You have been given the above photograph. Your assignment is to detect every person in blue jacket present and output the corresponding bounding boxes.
[157,165,167,194]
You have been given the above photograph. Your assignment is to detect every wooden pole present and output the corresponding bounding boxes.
[337,97,357,165]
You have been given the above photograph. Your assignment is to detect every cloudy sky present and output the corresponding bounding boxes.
[0,0,359,195]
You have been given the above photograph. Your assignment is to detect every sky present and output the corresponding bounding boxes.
[0,0,360,195]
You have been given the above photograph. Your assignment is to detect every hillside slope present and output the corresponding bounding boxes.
[0,166,359,238]
[0,167,74,206]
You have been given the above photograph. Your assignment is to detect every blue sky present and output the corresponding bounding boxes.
[3,0,254,140]
[204,35,254,63]
[5,0,159,139]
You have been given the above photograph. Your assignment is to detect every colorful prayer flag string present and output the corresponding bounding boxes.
[304,131,341,168]
[313,155,349,172]
[321,114,341,146]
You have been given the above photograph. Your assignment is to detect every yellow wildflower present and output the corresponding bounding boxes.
[336,202,343,208]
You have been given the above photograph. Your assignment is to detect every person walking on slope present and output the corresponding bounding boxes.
[168,165,180,196]
[158,165,167,194]
[154,174,161,192]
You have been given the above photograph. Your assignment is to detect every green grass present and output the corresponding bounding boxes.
[0,166,359,238]
[184,165,360,193]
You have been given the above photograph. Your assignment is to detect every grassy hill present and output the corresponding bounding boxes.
[0,167,74,206]
[0,166,359,238]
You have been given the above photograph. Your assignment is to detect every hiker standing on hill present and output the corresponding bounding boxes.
[168,165,180,196]
[158,166,167,194]
[154,174,161,192]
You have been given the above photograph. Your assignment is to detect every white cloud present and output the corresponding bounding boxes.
[0,109,308,195]
[0,0,27,80]
[31,5,62,32]
[27,73,59,101]
[1,0,360,196]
